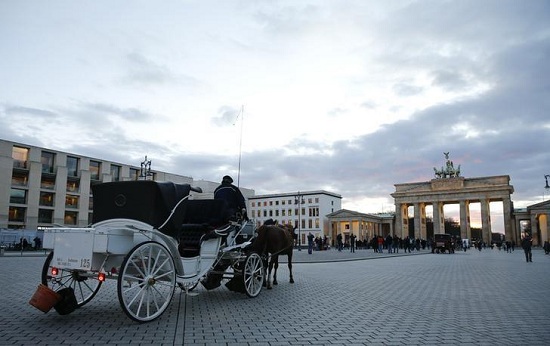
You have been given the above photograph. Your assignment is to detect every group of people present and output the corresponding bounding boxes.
[213,174,544,266]
[307,232,328,254]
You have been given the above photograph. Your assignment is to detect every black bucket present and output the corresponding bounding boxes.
[54,287,78,315]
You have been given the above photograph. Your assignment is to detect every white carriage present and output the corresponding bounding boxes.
[40,180,264,322]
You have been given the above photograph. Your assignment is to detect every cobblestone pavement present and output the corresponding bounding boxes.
[1,248,549,345]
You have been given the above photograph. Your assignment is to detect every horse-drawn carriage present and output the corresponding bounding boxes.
[39,180,265,322]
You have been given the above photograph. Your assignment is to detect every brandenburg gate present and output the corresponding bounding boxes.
[391,154,515,244]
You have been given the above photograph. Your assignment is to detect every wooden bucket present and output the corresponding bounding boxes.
[29,284,62,313]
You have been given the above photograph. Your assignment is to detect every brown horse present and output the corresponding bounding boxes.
[253,224,294,289]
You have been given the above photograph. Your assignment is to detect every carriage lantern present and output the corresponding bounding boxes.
[545,175,550,190]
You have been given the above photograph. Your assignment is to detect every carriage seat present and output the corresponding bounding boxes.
[177,199,229,257]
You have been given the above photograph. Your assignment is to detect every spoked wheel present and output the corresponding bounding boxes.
[117,241,176,322]
[41,251,102,307]
[242,252,264,298]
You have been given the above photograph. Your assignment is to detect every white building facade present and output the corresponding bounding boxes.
[0,139,254,232]
[247,191,342,248]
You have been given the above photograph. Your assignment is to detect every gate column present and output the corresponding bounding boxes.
[395,202,409,238]
[459,200,471,240]
[502,197,513,242]
[481,199,492,244]
[414,203,427,240]
[433,202,445,234]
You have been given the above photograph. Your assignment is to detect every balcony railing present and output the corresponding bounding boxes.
[13,160,28,169]
[41,165,57,175]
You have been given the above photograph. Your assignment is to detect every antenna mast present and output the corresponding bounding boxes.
[237,105,244,187]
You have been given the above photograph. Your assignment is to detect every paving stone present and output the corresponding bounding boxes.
[1,249,550,345]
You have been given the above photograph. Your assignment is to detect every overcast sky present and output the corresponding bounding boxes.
[1,1,549,223]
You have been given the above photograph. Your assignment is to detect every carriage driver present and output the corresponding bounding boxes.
[214,175,248,222]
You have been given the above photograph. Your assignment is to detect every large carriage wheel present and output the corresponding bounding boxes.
[242,252,264,298]
[41,251,102,307]
[117,241,176,322]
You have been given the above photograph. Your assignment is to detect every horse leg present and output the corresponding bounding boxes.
[267,258,274,289]
[272,255,279,286]
[288,253,294,283]
[262,257,268,287]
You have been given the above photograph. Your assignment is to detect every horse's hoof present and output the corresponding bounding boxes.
[267,285,273,290]
[273,281,278,285]
[290,279,294,284]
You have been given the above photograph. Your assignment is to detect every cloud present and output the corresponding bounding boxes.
[121,52,199,87]
[1,0,549,215]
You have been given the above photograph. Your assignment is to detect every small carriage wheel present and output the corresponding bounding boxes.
[41,251,102,307]
[117,241,176,322]
[243,252,264,298]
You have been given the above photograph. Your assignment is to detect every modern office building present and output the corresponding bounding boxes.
[0,139,254,232]
[247,191,342,247]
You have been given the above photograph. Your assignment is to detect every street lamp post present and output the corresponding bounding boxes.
[295,192,305,251]
[139,156,153,180]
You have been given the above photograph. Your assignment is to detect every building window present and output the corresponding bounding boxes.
[64,211,78,225]
[40,192,55,207]
[309,207,319,217]
[67,156,79,177]
[110,164,121,182]
[41,176,55,189]
[38,209,53,223]
[65,195,79,209]
[275,210,279,217]
[12,146,29,169]
[130,168,139,181]
[12,171,29,186]
[315,198,319,203]
[9,207,26,222]
[89,196,93,210]
[288,209,293,216]
[251,202,256,207]
[66,179,79,192]
[10,189,27,204]
[315,219,320,228]
[41,151,56,174]
[90,160,101,180]
[282,210,286,216]
[251,210,256,218]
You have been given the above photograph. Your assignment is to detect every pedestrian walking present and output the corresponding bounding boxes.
[521,234,533,262]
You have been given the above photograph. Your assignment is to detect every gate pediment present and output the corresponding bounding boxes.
[431,177,465,191]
